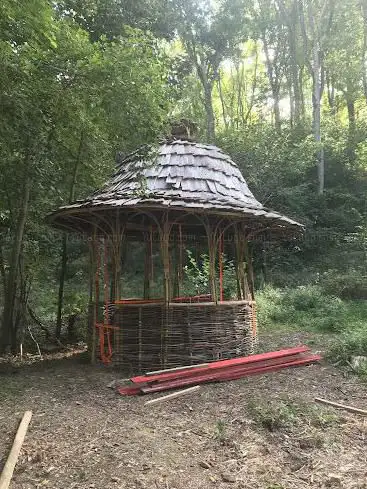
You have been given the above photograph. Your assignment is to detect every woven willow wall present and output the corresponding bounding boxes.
[98,301,256,371]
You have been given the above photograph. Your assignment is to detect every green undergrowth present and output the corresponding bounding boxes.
[247,398,338,435]
[257,285,366,333]
[257,284,367,376]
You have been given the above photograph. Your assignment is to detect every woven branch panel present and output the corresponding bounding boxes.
[98,301,256,371]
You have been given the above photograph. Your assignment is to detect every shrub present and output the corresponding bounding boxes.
[320,269,367,299]
[327,328,367,365]
[256,284,348,332]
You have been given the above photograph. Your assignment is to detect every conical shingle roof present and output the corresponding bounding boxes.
[48,140,303,232]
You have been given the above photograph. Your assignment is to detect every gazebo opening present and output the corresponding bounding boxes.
[48,122,303,371]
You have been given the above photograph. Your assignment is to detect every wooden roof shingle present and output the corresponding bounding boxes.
[48,140,303,231]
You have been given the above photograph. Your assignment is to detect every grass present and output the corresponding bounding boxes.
[248,400,299,432]
[256,284,367,378]
[247,398,339,444]
[213,419,227,443]
[257,285,367,333]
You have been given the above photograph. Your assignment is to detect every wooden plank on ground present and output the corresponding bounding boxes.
[0,411,33,489]
[132,346,310,384]
[145,386,200,405]
[142,355,321,393]
[315,398,367,415]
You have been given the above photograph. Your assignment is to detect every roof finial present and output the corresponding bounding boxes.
[169,119,198,141]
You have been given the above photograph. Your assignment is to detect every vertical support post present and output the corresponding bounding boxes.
[143,232,152,299]
[206,221,218,303]
[234,224,243,299]
[103,237,109,325]
[234,223,252,300]
[138,305,142,371]
[90,226,98,364]
[219,231,224,302]
[111,211,124,302]
[160,214,171,304]
[243,239,255,300]
[159,213,171,368]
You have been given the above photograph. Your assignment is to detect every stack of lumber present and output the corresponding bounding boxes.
[117,346,321,397]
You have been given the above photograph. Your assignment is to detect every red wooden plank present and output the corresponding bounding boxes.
[131,346,311,384]
[116,385,142,396]
[210,355,321,383]
[133,354,298,391]
[141,355,321,393]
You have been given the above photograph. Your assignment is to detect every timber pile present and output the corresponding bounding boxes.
[117,346,321,396]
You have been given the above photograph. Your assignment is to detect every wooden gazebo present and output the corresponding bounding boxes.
[48,127,303,371]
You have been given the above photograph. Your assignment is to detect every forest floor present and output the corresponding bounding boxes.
[1,330,367,489]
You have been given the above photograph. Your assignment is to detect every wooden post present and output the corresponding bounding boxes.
[143,236,152,299]
[219,232,224,301]
[234,224,245,299]
[243,239,255,300]
[207,223,218,303]
[160,215,171,304]
[0,411,32,489]
[90,227,99,364]
[111,213,124,302]
[159,214,171,368]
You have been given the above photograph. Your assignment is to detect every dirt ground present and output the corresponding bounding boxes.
[1,331,367,489]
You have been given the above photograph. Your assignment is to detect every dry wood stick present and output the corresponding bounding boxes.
[145,386,200,405]
[315,398,367,416]
[0,411,33,489]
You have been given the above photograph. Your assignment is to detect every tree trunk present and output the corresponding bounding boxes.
[299,66,306,121]
[287,73,295,128]
[312,63,324,195]
[217,71,228,130]
[244,48,259,126]
[262,35,281,133]
[0,157,31,353]
[288,23,302,124]
[311,38,324,194]
[326,70,336,116]
[204,82,215,143]
[55,133,84,340]
[346,94,356,160]
[55,234,68,339]
[273,91,281,133]
[346,97,356,134]
[300,0,325,194]
[362,1,367,104]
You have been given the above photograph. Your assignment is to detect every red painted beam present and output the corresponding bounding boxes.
[209,355,321,383]
[116,385,142,396]
[131,346,310,384]
[140,353,307,390]
[141,355,321,393]
[130,354,301,393]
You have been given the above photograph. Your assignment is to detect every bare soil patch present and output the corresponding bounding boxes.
[1,331,366,489]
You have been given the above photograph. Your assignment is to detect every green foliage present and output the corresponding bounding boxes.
[320,269,367,300]
[248,401,299,432]
[248,399,338,435]
[183,250,237,299]
[327,329,367,366]
[257,285,366,333]
[184,250,210,295]
[213,419,227,443]
[0,0,366,353]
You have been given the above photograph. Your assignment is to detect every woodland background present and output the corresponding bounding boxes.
[0,0,366,364]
